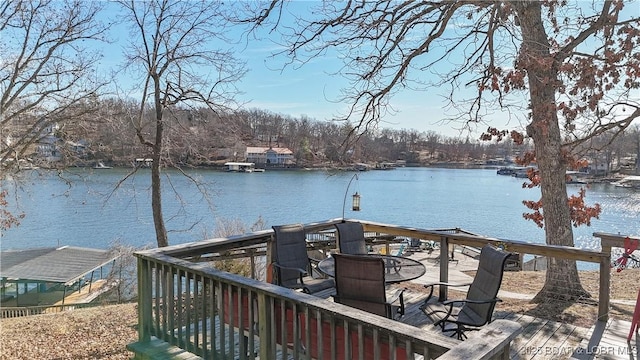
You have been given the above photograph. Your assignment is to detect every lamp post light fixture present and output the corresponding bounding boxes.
[342,173,361,219]
[352,192,361,211]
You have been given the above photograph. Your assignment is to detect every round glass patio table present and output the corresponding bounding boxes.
[317,254,426,283]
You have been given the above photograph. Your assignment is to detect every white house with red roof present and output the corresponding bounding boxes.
[245,146,294,166]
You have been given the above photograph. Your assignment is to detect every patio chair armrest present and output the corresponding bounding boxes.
[271,263,308,285]
[423,282,473,301]
[272,263,308,275]
[434,298,503,330]
[441,297,502,306]
[424,282,473,288]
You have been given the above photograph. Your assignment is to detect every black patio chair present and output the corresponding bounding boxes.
[335,222,368,255]
[271,224,335,294]
[333,253,405,319]
[420,245,511,339]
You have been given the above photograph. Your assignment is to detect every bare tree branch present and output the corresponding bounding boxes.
[1,0,111,169]
[118,0,246,247]
[249,0,640,302]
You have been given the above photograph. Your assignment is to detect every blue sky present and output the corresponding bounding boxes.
[233,28,465,136]
[97,2,520,138]
[235,45,474,136]
[227,6,511,138]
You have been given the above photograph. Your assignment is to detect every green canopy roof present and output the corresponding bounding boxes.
[1,246,118,285]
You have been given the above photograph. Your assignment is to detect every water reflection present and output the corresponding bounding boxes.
[1,168,638,256]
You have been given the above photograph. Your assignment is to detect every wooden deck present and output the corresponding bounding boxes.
[310,244,638,360]
[400,246,587,359]
[314,286,637,359]
[384,289,588,360]
[127,222,640,360]
[407,247,638,359]
[571,318,638,360]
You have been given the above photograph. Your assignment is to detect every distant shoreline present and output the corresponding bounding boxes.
[63,161,635,185]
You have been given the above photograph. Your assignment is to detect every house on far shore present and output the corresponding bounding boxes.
[245,146,295,168]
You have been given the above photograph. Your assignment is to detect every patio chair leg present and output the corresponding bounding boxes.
[242,335,249,357]
[457,327,467,340]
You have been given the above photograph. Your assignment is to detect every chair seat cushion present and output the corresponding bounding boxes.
[302,277,335,294]
[421,300,455,325]
[456,306,486,327]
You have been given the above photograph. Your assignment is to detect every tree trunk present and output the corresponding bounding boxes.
[514,1,589,301]
[151,149,168,248]
[151,76,169,248]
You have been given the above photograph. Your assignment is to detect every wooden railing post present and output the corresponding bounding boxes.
[257,292,274,359]
[137,257,152,343]
[598,256,610,321]
[439,236,450,301]
[593,232,628,323]
[248,248,256,279]
[266,234,275,284]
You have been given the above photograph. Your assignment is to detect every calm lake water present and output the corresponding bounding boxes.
[1,167,639,256]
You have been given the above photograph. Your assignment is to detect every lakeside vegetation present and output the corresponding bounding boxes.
[6,102,640,173]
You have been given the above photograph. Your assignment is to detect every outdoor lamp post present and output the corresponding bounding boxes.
[342,173,361,219]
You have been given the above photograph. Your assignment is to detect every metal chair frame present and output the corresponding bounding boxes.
[420,245,511,339]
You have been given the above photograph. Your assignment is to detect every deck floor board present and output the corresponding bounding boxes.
[400,294,636,359]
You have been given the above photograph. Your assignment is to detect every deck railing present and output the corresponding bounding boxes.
[0,302,99,318]
[358,220,614,321]
[129,218,628,359]
[130,251,478,359]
